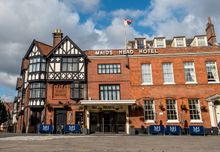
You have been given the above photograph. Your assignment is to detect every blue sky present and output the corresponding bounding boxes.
[0,0,220,101]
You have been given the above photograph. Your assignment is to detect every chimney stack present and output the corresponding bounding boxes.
[53,28,63,47]
[206,16,217,45]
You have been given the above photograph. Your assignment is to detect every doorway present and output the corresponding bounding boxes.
[90,111,126,133]
[54,109,67,134]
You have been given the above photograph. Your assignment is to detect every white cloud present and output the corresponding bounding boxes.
[112,9,144,19]
[140,0,220,39]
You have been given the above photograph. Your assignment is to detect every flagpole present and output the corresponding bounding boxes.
[124,19,129,69]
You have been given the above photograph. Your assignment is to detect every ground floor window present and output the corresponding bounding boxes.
[188,99,201,120]
[144,100,155,121]
[166,99,178,121]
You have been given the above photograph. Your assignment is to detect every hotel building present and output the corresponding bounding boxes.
[13,17,220,134]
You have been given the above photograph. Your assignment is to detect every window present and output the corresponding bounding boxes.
[162,63,174,83]
[29,57,46,72]
[98,64,121,74]
[30,83,46,98]
[62,58,78,72]
[137,39,145,49]
[100,85,120,100]
[184,62,196,83]
[197,37,206,46]
[188,99,201,121]
[166,99,178,121]
[176,38,185,47]
[156,39,165,48]
[206,61,219,82]
[144,100,155,122]
[141,64,152,84]
[71,83,84,99]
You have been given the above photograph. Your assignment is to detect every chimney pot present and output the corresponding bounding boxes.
[53,28,63,47]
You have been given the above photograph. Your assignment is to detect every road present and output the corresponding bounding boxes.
[0,134,219,152]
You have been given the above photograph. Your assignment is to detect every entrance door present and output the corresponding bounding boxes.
[102,112,115,132]
[54,109,67,134]
[214,101,220,128]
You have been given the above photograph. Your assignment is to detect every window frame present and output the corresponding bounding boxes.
[141,63,153,85]
[162,63,175,84]
[29,56,46,73]
[184,62,197,84]
[98,64,121,74]
[166,99,179,122]
[61,57,79,72]
[136,39,145,49]
[206,61,219,83]
[29,83,46,99]
[99,84,120,100]
[188,99,202,123]
[144,100,155,123]
[70,83,84,99]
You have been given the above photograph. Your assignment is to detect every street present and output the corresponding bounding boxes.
[0,134,219,152]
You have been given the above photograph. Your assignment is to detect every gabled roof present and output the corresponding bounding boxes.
[35,41,53,56]
[23,40,53,59]
[47,36,86,57]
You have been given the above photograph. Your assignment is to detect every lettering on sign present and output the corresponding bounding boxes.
[94,49,158,56]
[53,85,67,98]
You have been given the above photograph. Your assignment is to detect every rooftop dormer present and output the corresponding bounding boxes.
[153,37,166,48]
[190,35,208,47]
[171,36,186,47]
[135,38,146,49]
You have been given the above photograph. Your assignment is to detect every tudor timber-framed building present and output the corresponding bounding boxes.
[13,17,220,134]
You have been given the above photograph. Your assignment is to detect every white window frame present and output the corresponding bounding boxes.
[141,64,153,85]
[188,99,203,123]
[153,38,166,48]
[144,100,155,123]
[197,36,208,46]
[162,63,175,84]
[184,62,197,84]
[206,61,219,83]
[166,99,179,123]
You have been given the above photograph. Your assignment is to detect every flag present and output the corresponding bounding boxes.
[124,19,132,26]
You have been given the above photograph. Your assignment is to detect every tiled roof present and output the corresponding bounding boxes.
[35,41,53,56]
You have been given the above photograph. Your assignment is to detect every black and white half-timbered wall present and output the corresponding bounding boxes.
[14,29,87,133]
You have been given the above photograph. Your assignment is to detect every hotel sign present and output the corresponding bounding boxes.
[95,49,158,56]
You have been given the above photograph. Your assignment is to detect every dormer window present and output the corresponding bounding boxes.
[190,36,208,47]
[136,38,145,49]
[172,37,186,47]
[197,37,207,46]
[29,57,46,73]
[176,38,185,47]
[153,38,166,48]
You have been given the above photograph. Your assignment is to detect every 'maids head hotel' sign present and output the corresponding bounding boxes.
[94,49,158,56]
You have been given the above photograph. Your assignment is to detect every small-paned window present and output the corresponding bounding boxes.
[166,99,178,121]
[162,63,174,83]
[197,37,206,46]
[156,39,165,48]
[144,100,155,121]
[188,99,201,121]
[137,39,145,49]
[98,64,121,74]
[206,61,219,82]
[30,83,46,98]
[176,38,185,47]
[100,85,120,100]
[29,57,46,72]
[184,62,196,83]
[62,58,78,72]
[71,83,84,99]
[141,64,152,84]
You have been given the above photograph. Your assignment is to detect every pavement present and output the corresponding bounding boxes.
[0,133,220,152]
